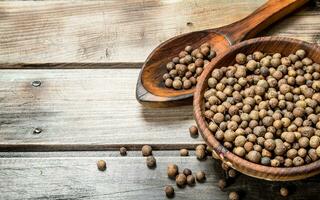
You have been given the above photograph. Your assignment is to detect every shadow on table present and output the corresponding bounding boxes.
[211,159,320,200]
[140,105,193,123]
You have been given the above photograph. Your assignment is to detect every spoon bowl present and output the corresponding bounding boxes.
[136,0,308,107]
[194,36,320,181]
[138,30,229,105]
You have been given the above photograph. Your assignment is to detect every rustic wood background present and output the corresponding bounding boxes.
[0,0,319,199]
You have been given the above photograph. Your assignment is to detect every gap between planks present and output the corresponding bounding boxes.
[0,62,143,69]
[0,150,199,158]
[0,144,205,152]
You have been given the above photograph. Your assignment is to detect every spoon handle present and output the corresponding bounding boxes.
[218,0,308,44]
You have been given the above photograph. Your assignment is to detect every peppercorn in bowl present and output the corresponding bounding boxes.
[194,37,320,181]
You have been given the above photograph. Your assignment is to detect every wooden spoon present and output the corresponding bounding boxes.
[194,36,320,181]
[136,0,308,107]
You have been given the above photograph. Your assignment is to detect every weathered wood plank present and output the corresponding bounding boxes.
[0,68,206,150]
[0,152,319,200]
[0,0,265,64]
[262,3,320,42]
[1,1,319,65]
[0,154,227,200]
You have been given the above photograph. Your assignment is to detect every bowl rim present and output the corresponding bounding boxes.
[193,36,320,181]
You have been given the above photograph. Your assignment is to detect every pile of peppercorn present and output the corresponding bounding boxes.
[163,43,216,90]
[203,49,320,167]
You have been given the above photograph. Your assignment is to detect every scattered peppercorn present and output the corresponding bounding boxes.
[120,147,127,156]
[183,168,192,176]
[142,145,152,156]
[164,185,174,198]
[189,125,199,137]
[195,171,206,182]
[228,169,237,178]
[280,187,289,197]
[97,160,106,171]
[218,179,227,190]
[167,164,179,179]
[180,148,189,156]
[221,162,229,171]
[229,191,240,200]
[176,173,187,187]
[146,156,156,168]
[195,145,207,160]
[187,175,196,186]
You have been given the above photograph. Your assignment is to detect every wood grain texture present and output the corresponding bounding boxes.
[0,68,207,151]
[263,3,320,42]
[0,0,269,64]
[0,154,227,200]
[194,37,320,181]
[0,152,319,200]
[218,0,309,44]
[1,1,319,65]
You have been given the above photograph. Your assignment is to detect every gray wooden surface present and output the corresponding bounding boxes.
[0,0,266,63]
[0,0,320,199]
[0,152,226,200]
[0,69,202,150]
[1,152,319,200]
[1,0,320,64]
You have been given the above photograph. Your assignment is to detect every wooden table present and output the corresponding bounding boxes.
[0,1,319,199]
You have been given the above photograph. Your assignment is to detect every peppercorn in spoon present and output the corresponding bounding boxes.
[136,0,308,107]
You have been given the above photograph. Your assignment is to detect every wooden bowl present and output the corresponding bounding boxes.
[194,36,320,181]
